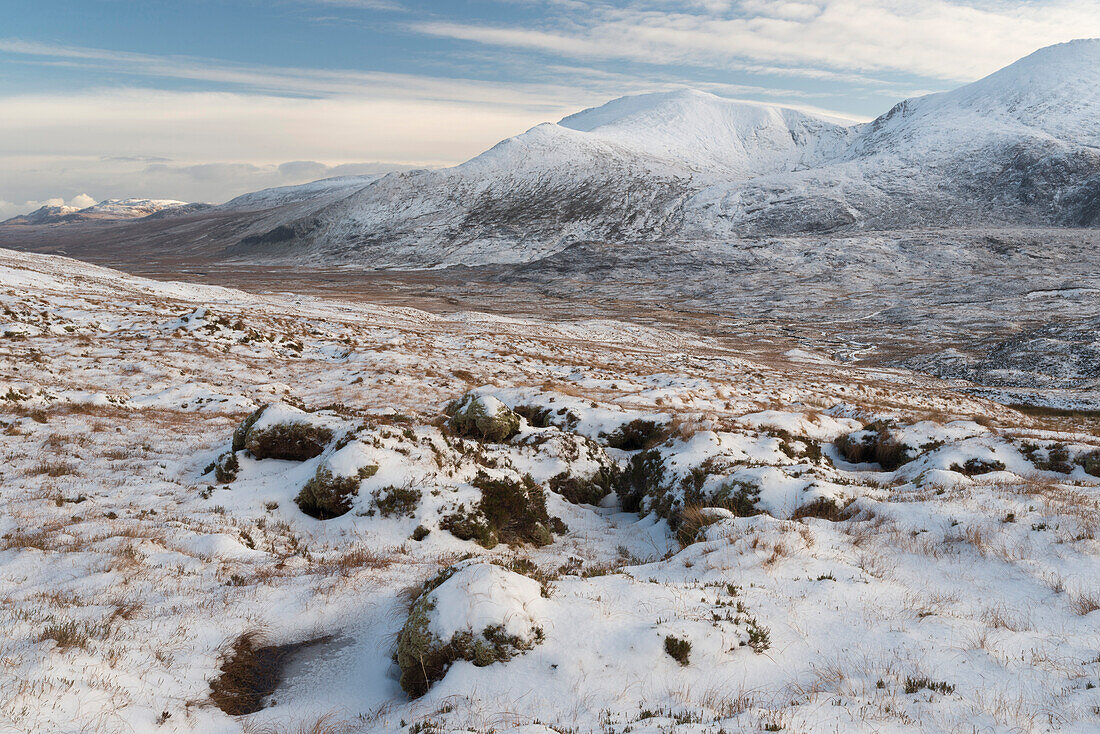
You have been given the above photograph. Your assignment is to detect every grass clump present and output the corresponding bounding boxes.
[205,451,239,484]
[790,496,849,522]
[746,618,771,653]
[210,631,331,715]
[603,419,670,451]
[664,635,691,666]
[904,677,955,695]
[676,505,727,547]
[246,423,334,461]
[38,619,97,650]
[441,472,566,549]
[1020,442,1073,473]
[296,465,377,520]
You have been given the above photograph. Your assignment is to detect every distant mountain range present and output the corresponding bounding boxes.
[2,40,1098,268]
[3,198,204,225]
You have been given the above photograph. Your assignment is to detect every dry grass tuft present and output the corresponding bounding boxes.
[31,460,79,477]
[1069,590,1100,616]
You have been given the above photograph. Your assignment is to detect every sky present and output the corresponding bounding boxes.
[2,0,1099,217]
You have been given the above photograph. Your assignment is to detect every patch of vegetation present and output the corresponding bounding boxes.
[296,465,377,520]
[603,419,670,451]
[548,465,619,505]
[615,449,666,513]
[206,451,238,484]
[441,472,566,548]
[834,421,912,470]
[949,457,1006,476]
[664,635,691,666]
[1020,442,1073,473]
[903,677,955,695]
[512,404,554,428]
[410,525,430,541]
[746,618,771,653]
[444,394,521,442]
[209,631,332,715]
[710,479,762,518]
[1076,449,1100,477]
[790,496,848,522]
[372,484,422,518]
[675,505,726,547]
[231,406,266,452]
[38,619,98,650]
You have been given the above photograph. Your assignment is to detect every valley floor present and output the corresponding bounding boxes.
[0,248,1098,733]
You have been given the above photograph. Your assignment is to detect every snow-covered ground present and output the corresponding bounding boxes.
[1,247,1098,733]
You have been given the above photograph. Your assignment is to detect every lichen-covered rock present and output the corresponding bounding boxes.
[234,403,335,461]
[445,393,521,442]
[396,563,545,697]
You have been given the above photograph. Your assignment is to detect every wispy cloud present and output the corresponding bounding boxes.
[415,0,1100,82]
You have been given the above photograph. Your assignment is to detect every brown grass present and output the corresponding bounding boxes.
[210,630,333,716]
[1069,590,1100,616]
[30,460,79,477]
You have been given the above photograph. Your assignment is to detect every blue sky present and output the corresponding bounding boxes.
[2,0,1098,214]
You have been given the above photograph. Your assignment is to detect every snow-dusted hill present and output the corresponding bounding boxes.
[3,198,196,225]
[211,40,1100,267]
[3,246,1099,733]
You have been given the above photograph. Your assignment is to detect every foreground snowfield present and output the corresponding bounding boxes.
[1,248,1098,733]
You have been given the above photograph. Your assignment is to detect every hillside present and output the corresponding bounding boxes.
[2,247,1098,732]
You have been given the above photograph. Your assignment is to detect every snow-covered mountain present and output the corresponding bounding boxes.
[212,40,1099,267]
[3,198,195,225]
[2,41,1098,267]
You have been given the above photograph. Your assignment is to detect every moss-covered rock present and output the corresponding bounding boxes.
[444,393,521,442]
[395,564,544,697]
[295,465,377,519]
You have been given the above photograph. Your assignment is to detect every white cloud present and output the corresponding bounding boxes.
[0,193,96,220]
[0,88,576,205]
[415,1,1100,82]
